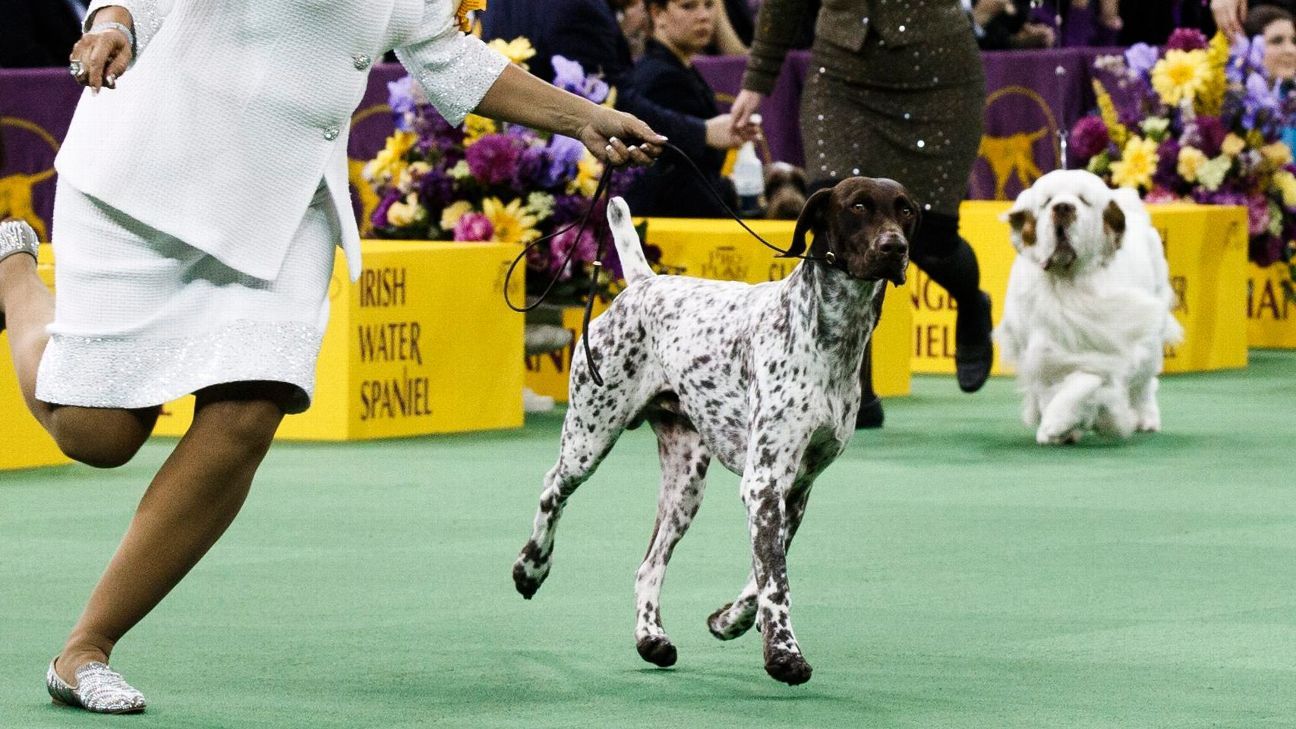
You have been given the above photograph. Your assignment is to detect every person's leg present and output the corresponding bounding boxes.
[54,381,289,681]
[909,211,994,393]
[1,222,158,466]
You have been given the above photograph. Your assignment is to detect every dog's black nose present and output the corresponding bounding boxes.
[1052,202,1076,217]
[878,233,907,256]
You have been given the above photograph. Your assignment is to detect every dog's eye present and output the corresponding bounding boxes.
[852,203,866,211]
[899,206,914,218]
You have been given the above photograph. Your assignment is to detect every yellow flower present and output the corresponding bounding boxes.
[1110,136,1159,190]
[1150,49,1210,106]
[1220,133,1246,158]
[1177,146,1207,182]
[365,130,418,183]
[1195,155,1232,191]
[568,152,603,197]
[1093,79,1129,148]
[1197,32,1230,116]
[455,0,487,32]
[525,192,556,222]
[463,114,497,146]
[482,197,540,243]
[440,200,474,231]
[488,37,536,69]
[387,193,427,228]
[1274,170,1296,208]
[1261,142,1293,168]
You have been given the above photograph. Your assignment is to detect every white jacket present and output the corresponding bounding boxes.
[56,0,509,281]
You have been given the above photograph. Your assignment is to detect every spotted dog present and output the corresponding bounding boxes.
[511,178,917,685]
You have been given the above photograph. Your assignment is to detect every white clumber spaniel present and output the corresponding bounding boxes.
[995,170,1184,445]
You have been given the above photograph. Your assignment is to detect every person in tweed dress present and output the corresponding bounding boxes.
[730,0,995,428]
[0,0,662,714]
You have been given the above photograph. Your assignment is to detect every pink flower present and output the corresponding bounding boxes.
[453,212,494,241]
[548,225,600,280]
[1144,187,1180,203]
[1246,192,1272,236]
[1165,28,1209,52]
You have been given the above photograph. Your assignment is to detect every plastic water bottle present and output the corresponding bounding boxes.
[731,140,764,217]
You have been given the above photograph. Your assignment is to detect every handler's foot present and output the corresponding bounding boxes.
[47,657,147,714]
[954,291,993,393]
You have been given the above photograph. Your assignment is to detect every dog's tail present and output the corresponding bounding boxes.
[607,197,655,285]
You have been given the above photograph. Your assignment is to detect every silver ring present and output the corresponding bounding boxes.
[69,60,85,79]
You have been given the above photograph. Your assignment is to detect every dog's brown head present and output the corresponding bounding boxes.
[787,177,917,285]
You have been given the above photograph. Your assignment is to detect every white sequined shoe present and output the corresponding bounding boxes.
[46,659,148,714]
[0,219,40,334]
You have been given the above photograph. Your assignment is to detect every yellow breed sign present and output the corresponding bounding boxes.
[155,241,524,440]
[0,245,68,471]
[912,201,1249,375]
[1247,262,1296,349]
[526,217,913,403]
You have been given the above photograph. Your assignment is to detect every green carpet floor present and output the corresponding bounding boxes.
[1,351,1293,728]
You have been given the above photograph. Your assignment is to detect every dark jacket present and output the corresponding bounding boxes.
[481,0,709,157]
[624,39,735,218]
[0,0,84,68]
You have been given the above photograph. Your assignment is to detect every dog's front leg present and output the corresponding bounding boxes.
[740,440,813,685]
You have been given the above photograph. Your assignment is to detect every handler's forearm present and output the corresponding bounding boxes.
[474,63,592,139]
[88,5,133,29]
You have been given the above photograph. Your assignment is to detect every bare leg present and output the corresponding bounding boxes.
[54,382,288,682]
[0,242,157,467]
[634,417,710,667]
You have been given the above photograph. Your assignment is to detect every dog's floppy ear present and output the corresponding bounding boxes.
[902,194,922,240]
[787,187,834,258]
[1102,197,1126,252]
[1002,188,1038,247]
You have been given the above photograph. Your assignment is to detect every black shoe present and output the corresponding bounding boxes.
[855,396,884,429]
[954,291,993,393]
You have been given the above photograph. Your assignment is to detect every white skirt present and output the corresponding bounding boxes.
[35,181,339,414]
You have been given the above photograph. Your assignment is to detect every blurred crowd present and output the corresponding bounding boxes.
[5,0,1296,219]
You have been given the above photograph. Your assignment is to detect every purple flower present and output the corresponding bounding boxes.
[1154,137,1182,190]
[1246,192,1272,236]
[388,76,418,130]
[453,212,494,242]
[551,55,611,104]
[514,145,546,192]
[1251,232,1285,265]
[1124,43,1159,78]
[541,136,587,189]
[1189,116,1227,157]
[1070,116,1111,160]
[1165,28,1209,52]
[465,133,522,186]
[417,168,455,211]
[371,189,402,229]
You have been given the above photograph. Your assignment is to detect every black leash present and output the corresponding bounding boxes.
[504,141,828,387]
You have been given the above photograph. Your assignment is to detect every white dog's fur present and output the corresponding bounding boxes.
[995,170,1184,444]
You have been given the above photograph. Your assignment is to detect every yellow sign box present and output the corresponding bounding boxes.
[526,218,912,403]
[0,245,70,471]
[155,241,524,440]
[912,201,1249,375]
[1247,262,1296,349]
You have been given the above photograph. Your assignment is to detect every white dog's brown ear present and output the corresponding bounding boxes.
[1002,190,1038,246]
[1103,199,1126,251]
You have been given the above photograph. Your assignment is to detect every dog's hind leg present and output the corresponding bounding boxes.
[634,416,710,668]
[1130,376,1161,432]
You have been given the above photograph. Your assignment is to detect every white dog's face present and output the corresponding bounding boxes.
[1003,170,1126,276]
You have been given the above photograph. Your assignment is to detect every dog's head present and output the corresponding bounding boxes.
[788,177,918,285]
[764,162,808,220]
[1003,169,1127,276]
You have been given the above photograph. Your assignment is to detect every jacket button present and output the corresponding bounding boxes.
[323,127,340,141]
[353,53,372,70]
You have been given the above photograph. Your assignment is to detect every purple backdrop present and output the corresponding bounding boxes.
[1,48,1115,239]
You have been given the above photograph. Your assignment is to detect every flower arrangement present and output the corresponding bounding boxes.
[364,39,651,303]
[1071,28,1296,277]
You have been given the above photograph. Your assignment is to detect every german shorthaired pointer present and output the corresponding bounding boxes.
[512,178,917,685]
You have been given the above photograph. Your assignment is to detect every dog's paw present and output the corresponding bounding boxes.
[707,602,756,640]
[1036,426,1082,445]
[511,558,550,600]
[764,650,813,686]
[635,635,678,668]
[1135,407,1161,432]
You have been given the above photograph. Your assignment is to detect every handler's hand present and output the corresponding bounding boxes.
[577,107,667,166]
[1211,0,1247,40]
[729,90,764,134]
[69,8,135,91]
